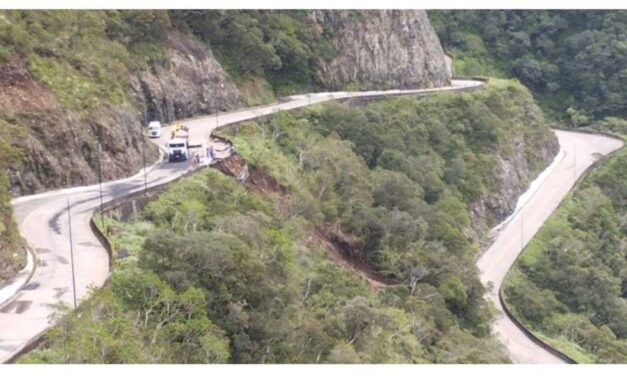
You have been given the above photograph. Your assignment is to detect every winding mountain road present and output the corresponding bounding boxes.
[478,130,623,363]
[0,78,621,364]
[0,79,481,363]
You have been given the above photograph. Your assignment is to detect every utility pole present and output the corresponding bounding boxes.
[308,75,313,106]
[97,143,104,229]
[573,145,577,185]
[67,198,77,309]
[142,133,147,196]
[216,83,225,129]
[520,210,524,252]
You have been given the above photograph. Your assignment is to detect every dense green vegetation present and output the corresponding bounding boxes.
[24,80,556,363]
[169,10,330,94]
[0,9,327,281]
[0,10,171,112]
[23,168,507,364]
[0,10,172,278]
[430,10,627,122]
[0,119,26,286]
[503,120,627,363]
[222,79,554,280]
[4,9,625,363]
[0,10,329,112]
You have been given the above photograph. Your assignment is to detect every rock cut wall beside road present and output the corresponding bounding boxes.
[130,32,244,125]
[310,10,452,90]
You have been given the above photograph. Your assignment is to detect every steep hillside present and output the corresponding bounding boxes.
[0,9,452,283]
[130,31,243,124]
[171,10,451,95]
[0,120,25,286]
[0,9,452,195]
[0,11,238,195]
[221,79,557,270]
[305,80,557,239]
[0,10,452,195]
[308,10,450,90]
[22,80,558,363]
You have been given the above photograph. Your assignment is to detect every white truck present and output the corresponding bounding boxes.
[148,121,161,138]
[167,124,191,162]
[167,138,189,162]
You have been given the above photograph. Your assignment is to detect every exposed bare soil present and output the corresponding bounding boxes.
[0,55,59,114]
[212,153,396,288]
[307,224,397,288]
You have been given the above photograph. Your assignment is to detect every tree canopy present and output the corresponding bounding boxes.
[430,10,627,122]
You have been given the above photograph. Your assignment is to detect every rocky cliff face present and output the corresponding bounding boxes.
[0,55,158,195]
[0,10,455,283]
[310,10,451,90]
[130,32,244,124]
[3,12,452,196]
[2,31,245,196]
[471,101,559,246]
[475,136,558,232]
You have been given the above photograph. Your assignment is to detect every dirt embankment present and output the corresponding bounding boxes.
[212,153,396,288]
[307,225,397,288]
[0,55,58,113]
[0,54,160,195]
[211,153,247,178]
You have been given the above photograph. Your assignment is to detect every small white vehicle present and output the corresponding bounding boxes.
[148,121,161,138]
[167,138,189,162]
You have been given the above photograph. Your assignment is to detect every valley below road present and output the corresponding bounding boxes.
[0,78,622,364]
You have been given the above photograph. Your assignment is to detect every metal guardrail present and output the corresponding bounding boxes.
[89,219,113,272]
[498,289,577,364]
[6,159,219,364]
[219,78,489,133]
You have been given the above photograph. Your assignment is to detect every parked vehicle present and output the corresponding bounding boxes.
[148,121,161,138]
[167,138,188,162]
[174,127,189,141]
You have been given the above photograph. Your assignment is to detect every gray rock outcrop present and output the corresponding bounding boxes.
[131,32,244,124]
[310,10,452,90]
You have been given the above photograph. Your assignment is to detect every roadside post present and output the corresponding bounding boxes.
[520,210,524,252]
[216,83,225,128]
[97,144,104,229]
[142,133,147,196]
[573,145,577,185]
[67,198,77,309]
